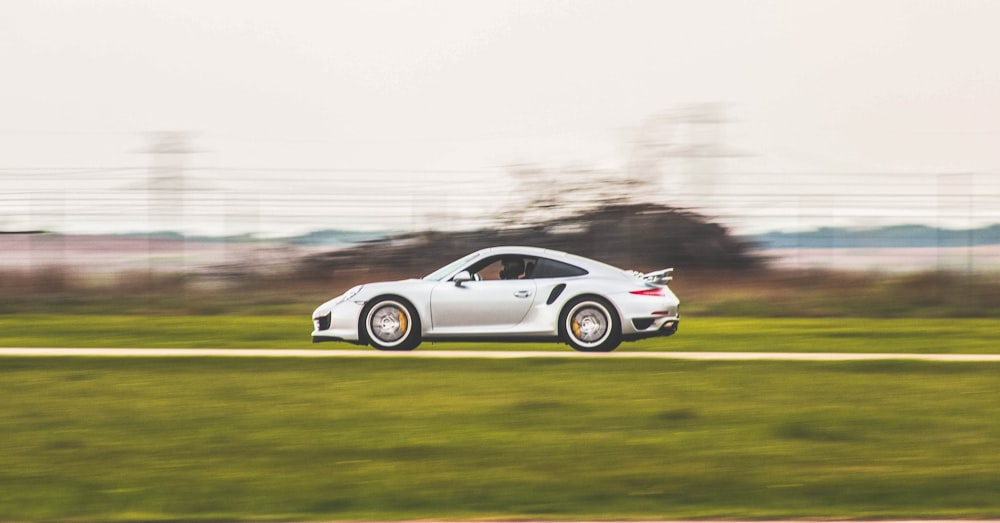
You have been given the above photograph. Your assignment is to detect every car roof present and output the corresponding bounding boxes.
[469,246,627,277]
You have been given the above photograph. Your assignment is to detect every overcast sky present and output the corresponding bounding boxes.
[2,0,999,234]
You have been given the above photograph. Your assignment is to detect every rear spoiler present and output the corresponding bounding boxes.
[627,268,674,284]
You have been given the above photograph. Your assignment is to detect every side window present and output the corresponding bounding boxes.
[469,258,506,281]
[532,258,588,279]
[465,256,538,281]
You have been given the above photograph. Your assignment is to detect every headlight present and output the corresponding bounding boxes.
[338,285,363,304]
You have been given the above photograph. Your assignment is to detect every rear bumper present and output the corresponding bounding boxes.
[623,317,679,341]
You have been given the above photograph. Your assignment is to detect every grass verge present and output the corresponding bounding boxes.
[1,357,998,521]
[1,315,998,353]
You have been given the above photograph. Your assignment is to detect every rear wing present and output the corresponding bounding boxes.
[626,268,674,284]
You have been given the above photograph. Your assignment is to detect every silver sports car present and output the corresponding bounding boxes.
[311,246,680,352]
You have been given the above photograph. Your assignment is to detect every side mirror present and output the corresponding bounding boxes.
[453,271,473,286]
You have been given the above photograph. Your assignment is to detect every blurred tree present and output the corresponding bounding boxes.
[302,107,758,279]
[299,201,760,281]
[501,164,649,230]
[500,105,745,230]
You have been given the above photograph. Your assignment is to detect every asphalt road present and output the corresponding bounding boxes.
[2,348,1000,360]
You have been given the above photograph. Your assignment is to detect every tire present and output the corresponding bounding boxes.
[560,296,621,352]
[360,297,421,351]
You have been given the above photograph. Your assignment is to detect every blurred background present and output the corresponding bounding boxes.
[6,6,1000,522]
[3,0,1000,313]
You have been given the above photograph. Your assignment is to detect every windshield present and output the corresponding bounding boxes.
[423,252,480,281]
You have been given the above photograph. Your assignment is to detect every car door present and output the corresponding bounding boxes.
[430,279,537,332]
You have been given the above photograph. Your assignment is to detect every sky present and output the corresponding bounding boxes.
[2,0,999,236]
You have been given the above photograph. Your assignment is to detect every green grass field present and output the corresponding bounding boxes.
[3,313,998,521]
[2,315,998,353]
[2,357,998,521]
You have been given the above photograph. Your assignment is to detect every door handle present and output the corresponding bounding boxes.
[514,290,532,299]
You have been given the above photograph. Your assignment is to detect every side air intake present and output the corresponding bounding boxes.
[546,284,567,305]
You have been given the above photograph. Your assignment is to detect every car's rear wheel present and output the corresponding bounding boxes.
[361,297,421,351]
[560,297,621,352]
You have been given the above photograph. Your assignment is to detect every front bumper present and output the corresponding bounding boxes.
[311,300,365,344]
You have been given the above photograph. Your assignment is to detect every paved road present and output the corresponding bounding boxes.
[2,348,1000,361]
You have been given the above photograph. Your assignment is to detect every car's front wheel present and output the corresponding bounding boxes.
[560,297,621,352]
[361,297,421,351]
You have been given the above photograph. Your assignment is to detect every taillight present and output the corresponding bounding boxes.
[630,287,666,297]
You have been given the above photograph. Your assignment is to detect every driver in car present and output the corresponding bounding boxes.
[499,257,525,280]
